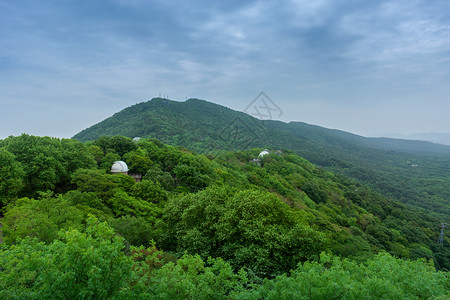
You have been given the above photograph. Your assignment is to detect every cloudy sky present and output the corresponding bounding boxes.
[1,0,450,139]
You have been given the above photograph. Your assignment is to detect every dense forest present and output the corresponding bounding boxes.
[73,98,450,221]
[0,134,448,298]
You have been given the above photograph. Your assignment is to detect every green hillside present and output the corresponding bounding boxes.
[73,98,450,221]
[1,135,448,298]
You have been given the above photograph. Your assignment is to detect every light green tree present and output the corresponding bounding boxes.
[0,216,134,299]
[2,195,84,244]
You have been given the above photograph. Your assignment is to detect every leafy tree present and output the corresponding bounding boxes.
[0,148,24,208]
[88,144,104,165]
[0,135,96,197]
[173,163,210,192]
[93,136,138,158]
[2,195,84,244]
[245,252,449,299]
[92,136,114,153]
[161,185,327,277]
[64,190,111,215]
[110,215,156,247]
[56,139,97,192]
[110,136,138,157]
[301,181,328,203]
[100,152,121,171]
[130,180,168,204]
[0,216,134,299]
[71,169,134,197]
[107,189,161,223]
[60,139,96,175]
[144,165,175,190]
[174,155,213,190]
[137,254,249,299]
[123,148,153,173]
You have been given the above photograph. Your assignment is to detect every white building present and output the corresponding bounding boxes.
[111,161,129,175]
[258,149,270,158]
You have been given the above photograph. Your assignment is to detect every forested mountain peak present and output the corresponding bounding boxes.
[73,98,450,221]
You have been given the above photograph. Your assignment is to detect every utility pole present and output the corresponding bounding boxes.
[438,223,446,245]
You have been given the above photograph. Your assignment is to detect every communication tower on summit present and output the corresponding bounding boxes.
[438,223,446,246]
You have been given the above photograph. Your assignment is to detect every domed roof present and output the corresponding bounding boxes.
[258,150,270,158]
[111,161,129,173]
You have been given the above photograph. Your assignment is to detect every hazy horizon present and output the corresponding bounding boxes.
[1,0,450,140]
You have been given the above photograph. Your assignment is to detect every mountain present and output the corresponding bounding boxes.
[382,132,450,146]
[73,98,450,221]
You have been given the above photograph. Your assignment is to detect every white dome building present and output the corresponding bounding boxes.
[258,149,270,158]
[111,161,129,174]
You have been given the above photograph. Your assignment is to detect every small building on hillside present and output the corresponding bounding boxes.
[250,158,261,164]
[258,149,270,158]
[111,161,129,175]
[250,149,283,165]
[111,161,143,182]
[129,173,143,182]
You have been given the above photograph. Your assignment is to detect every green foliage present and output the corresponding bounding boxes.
[0,216,134,299]
[139,254,249,299]
[172,154,213,192]
[60,139,97,176]
[88,144,104,164]
[1,134,64,195]
[130,180,169,204]
[0,148,24,208]
[110,215,156,247]
[107,188,161,222]
[123,148,153,173]
[64,190,111,215]
[0,134,96,198]
[144,165,175,190]
[71,169,134,196]
[99,152,121,170]
[0,237,48,299]
[244,252,449,299]
[161,185,327,277]
[72,98,450,221]
[301,181,328,203]
[92,135,138,158]
[1,132,449,296]
[2,224,447,299]
[2,195,84,244]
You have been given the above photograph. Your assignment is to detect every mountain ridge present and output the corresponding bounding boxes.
[382,132,450,146]
[73,97,450,221]
[74,97,450,153]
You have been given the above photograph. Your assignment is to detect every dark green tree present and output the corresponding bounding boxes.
[0,148,25,208]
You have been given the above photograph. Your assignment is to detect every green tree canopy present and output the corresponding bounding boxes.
[161,185,327,277]
[0,216,134,299]
[2,195,84,244]
[0,148,24,208]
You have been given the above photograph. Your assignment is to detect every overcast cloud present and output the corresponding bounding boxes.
[1,0,449,139]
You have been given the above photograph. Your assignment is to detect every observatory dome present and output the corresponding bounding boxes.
[258,150,270,158]
[111,161,129,173]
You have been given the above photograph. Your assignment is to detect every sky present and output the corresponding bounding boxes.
[1,0,450,139]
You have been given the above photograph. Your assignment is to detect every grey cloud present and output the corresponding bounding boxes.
[0,0,449,138]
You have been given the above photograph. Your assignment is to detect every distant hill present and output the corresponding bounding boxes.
[382,132,450,146]
[73,98,450,221]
